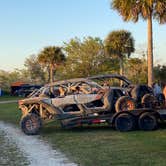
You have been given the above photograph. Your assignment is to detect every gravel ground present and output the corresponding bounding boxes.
[0,121,77,166]
[0,130,29,166]
[0,100,18,104]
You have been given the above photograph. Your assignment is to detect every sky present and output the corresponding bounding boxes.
[0,0,166,71]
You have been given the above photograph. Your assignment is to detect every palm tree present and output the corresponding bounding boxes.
[104,30,135,75]
[111,0,166,86]
[38,46,65,83]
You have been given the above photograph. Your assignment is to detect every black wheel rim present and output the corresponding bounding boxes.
[117,116,133,131]
[25,116,39,131]
[141,116,155,130]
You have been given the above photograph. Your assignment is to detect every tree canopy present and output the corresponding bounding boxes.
[104,30,135,75]
[111,0,166,86]
[125,58,147,84]
[154,65,166,85]
[24,55,46,84]
[38,46,65,83]
[62,37,119,78]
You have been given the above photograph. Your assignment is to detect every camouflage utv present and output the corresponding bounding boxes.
[19,75,163,135]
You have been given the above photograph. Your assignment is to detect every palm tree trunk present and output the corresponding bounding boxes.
[47,67,50,83]
[147,15,153,87]
[119,57,123,76]
[119,57,124,86]
[49,64,54,83]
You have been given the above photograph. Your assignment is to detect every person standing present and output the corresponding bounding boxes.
[153,82,162,97]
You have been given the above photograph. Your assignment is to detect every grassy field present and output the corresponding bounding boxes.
[0,99,166,166]
[0,102,21,124]
[0,97,29,166]
[0,95,22,101]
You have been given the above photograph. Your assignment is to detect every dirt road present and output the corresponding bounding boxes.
[0,100,18,104]
[0,121,77,166]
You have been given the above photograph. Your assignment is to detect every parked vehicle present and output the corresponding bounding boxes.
[18,75,166,135]
[17,85,42,97]
[89,74,166,111]
[11,82,41,97]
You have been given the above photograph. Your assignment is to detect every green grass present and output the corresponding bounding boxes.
[0,95,22,101]
[0,103,21,124]
[41,123,166,166]
[0,101,29,166]
[0,101,166,166]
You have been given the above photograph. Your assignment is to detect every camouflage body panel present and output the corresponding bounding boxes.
[18,74,131,120]
[51,94,98,107]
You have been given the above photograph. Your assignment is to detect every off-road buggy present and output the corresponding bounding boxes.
[89,74,165,110]
[18,75,165,135]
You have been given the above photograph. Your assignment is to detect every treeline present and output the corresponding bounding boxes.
[0,34,165,93]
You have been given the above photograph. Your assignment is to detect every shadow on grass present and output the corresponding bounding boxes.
[40,121,166,166]
[41,120,166,135]
[41,121,115,135]
[158,122,166,129]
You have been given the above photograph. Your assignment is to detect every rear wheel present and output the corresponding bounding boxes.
[141,94,156,108]
[115,113,136,132]
[20,113,42,135]
[115,96,136,112]
[138,112,157,131]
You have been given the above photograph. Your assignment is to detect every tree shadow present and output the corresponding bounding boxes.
[41,123,114,135]
[40,120,166,135]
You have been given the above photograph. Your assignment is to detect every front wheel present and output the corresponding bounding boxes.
[20,113,42,135]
